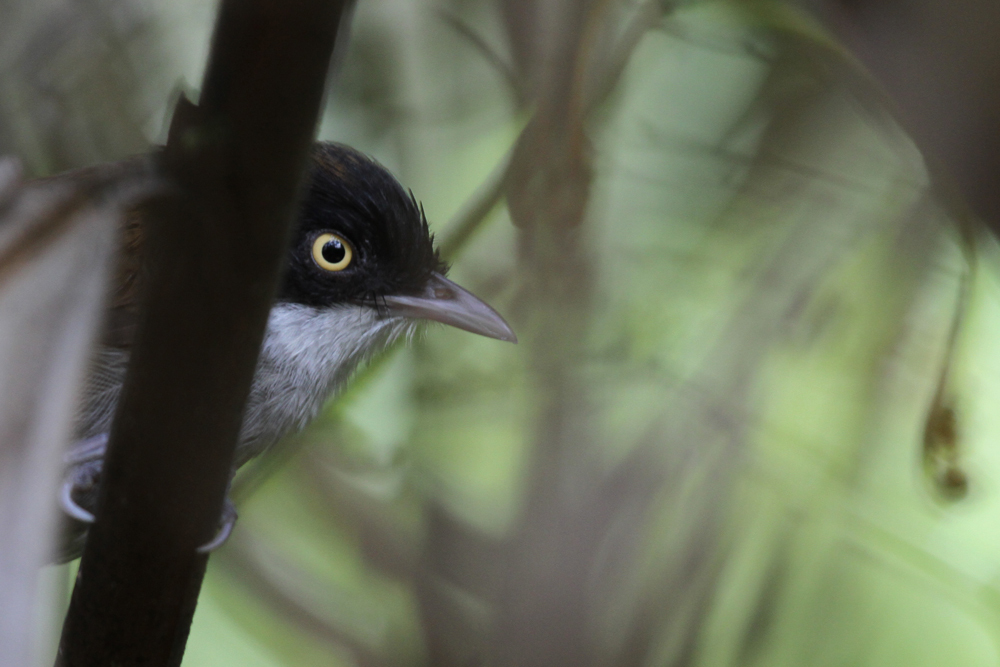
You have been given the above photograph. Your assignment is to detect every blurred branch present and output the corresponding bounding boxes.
[440,0,669,263]
[439,147,513,262]
[0,0,157,174]
[300,447,422,580]
[437,9,525,105]
[584,0,668,110]
[488,0,602,665]
[803,0,1000,231]
[218,532,389,667]
[0,159,156,667]
[0,158,155,286]
[56,0,348,664]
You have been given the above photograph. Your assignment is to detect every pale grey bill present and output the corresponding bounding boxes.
[382,273,517,343]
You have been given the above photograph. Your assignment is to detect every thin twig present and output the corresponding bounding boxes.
[437,9,525,105]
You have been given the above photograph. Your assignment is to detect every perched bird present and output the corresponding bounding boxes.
[58,142,515,561]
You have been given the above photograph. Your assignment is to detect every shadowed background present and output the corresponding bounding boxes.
[3,0,1000,665]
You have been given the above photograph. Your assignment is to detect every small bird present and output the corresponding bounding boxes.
[57,142,515,561]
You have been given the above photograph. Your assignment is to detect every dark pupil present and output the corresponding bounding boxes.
[322,239,345,264]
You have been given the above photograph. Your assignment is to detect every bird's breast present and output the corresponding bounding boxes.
[78,302,414,469]
[233,302,413,465]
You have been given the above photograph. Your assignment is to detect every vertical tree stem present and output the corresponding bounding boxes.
[56,0,348,664]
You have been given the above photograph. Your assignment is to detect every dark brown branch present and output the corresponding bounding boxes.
[56,0,348,665]
[804,0,1000,231]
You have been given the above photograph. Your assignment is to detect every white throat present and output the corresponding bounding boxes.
[237,302,414,463]
[78,303,415,466]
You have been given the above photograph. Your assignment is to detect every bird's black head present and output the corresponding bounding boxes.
[278,142,447,308]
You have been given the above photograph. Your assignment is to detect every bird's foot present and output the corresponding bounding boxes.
[197,497,238,554]
[61,433,238,553]
[60,433,108,523]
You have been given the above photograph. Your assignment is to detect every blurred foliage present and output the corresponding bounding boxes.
[11,0,1000,665]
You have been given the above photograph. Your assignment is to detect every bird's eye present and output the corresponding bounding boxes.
[311,233,353,272]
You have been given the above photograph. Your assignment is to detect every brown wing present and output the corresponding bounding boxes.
[28,155,160,351]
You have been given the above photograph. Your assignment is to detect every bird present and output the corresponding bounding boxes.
[56,142,516,562]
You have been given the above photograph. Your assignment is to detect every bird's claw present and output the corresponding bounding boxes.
[60,435,107,524]
[196,498,238,554]
[60,476,96,523]
[61,433,238,554]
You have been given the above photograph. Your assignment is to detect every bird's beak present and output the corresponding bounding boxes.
[382,273,517,343]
